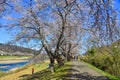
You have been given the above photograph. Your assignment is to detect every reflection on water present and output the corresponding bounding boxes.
[0,61,28,72]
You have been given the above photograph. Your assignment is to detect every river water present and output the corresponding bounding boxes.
[0,61,28,72]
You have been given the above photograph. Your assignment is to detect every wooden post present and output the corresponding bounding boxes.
[32,68,34,74]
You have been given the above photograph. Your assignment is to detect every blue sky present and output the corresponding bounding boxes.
[0,28,12,43]
[0,0,120,45]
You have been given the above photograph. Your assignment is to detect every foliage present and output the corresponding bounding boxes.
[83,46,120,79]
[107,47,120,78]
[83,62,119,80]
[87,48,96,56]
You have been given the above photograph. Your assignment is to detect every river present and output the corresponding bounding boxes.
[0,60,29,72]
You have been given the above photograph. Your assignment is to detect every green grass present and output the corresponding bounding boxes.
[83,62,119,80]
[0,60,72,80]
[0,71,6,77]
[21,61,72,80]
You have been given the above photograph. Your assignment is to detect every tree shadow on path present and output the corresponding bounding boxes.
[19,64,110,80]
[63,63,110,80]
[63,72,110,80]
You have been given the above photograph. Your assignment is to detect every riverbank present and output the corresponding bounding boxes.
[0,56,31,72]
[0,56,31,60]
[0,60,29,64]
[0,60,49,80]
[0,56,31,64]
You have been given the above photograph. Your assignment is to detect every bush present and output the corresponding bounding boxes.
[83,53,120,79]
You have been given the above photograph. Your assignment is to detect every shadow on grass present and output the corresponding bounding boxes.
[19,63,110,80]
[63,72,110,80]
[20,64,74,80]
[20,69,50,80]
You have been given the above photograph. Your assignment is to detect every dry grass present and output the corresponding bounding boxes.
[0,61,49,80]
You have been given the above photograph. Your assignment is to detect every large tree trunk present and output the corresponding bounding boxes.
[56,56,64,67]
[49,57,55,73]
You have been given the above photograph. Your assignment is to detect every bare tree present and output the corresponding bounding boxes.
[2,0,86,73]
[0,0,14,16]
[2,0,120,75]
[0,0,7,15]
[81,0,120,50]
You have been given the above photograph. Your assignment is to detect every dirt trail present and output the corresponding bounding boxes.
[64,61,109,80]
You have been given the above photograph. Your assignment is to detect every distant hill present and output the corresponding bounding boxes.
[0,43,38,56]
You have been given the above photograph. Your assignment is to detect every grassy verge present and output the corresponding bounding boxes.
[0,60,49,80]
[0,63,32,78]
[21,61,72,80]
[0,61,72,80]
[83,62,119,80]
[0,71,6,77]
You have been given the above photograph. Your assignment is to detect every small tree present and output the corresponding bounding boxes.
[87,48,96,56]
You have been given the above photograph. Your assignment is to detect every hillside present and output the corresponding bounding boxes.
[0,43,38,56]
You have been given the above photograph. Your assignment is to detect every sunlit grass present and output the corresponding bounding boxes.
[0,60,72,80]
[0,71,6,77]
[0,60,49,80]
[21,61,72,80]
[83,62,119,80]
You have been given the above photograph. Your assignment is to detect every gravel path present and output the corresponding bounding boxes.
[63,61,109,80]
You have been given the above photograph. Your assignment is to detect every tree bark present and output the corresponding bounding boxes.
[49,57,55,73]
[56,56,64,67]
